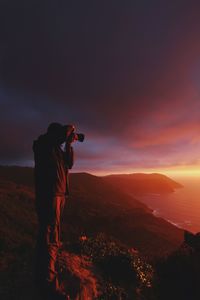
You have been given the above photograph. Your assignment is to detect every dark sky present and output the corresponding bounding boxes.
[1,1,200,174]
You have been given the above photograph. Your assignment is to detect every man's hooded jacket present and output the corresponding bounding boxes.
[32,133,73,198]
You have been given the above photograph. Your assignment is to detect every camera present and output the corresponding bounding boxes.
[63,124,85,143]
[72,132,85,142]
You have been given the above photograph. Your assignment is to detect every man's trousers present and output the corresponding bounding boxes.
[34,195,66,292]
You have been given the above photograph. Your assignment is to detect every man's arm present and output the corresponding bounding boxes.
[64,142,74,169]
[64,142,74,197]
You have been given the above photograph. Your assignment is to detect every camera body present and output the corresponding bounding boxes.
[63,125,85,143]
[72,132,85,142]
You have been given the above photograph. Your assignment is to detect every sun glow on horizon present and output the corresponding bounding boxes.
[88,166,200,178]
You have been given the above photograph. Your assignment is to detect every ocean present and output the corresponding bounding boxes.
[136,176,200,233]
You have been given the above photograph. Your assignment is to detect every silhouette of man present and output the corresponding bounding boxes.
[32,122,74,300]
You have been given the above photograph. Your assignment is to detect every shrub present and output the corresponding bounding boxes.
[78,233,154,299]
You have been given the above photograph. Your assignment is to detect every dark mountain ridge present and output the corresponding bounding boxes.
[103,172,183,195]
[0,166,182,193]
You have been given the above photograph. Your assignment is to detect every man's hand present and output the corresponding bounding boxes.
[65,124,75,144]
[66,132,76,144]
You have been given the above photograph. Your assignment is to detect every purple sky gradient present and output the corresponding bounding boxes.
[1,1,200,174]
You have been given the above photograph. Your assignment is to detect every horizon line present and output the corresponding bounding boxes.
[1,164,200,178]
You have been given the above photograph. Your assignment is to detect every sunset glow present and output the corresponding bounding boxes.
[0,2,200,176]
[89,167,200,178]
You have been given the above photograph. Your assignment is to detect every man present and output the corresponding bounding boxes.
[32,122,75,300]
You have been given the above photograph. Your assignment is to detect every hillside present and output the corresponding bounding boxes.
[0,165,34,187]
[103,173,183,195]
[64,174,183,257]
[0,166,186,299]
[0,166,184,258]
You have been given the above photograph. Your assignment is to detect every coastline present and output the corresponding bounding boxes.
[136,182,200,234]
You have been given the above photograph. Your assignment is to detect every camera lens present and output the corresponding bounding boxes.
[77,134,85,142]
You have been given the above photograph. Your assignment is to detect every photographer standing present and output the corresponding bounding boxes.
[32,122,76,300]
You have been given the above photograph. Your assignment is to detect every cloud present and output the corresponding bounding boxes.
[1,1,200,172]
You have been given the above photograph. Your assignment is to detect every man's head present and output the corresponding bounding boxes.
[47,122,75,144]
[47,122,63,135]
